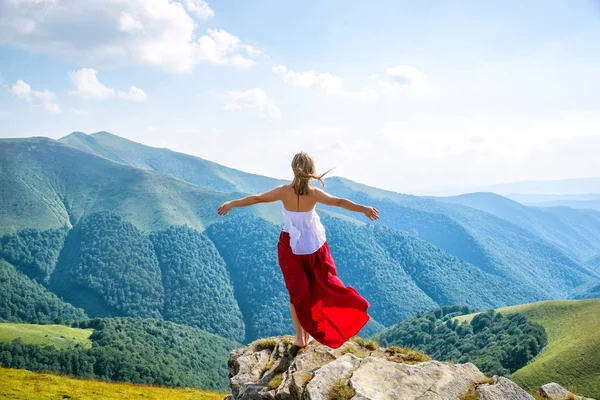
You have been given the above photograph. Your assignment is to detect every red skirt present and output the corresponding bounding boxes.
[277,231,370,349]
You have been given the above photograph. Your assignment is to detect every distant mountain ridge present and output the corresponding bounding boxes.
[436,192,600,261]
[478,176,600,195]
[59,131,285,194]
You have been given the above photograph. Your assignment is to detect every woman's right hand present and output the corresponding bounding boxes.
[217,201,233,216]
[363,206,379,221]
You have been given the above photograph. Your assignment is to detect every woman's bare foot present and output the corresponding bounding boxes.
[304,331,314,346]
[292,336,307,347]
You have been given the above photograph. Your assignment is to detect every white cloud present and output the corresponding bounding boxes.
[68,68,146,102]
[183,0,213,20]
[69,68,115,99]
[118,86,148,102]
[272,64,428,100]
[272,65,344,95]
[9,79,60,113]
[224,88,281,120]
[195,29,256,68]
[9,79,33,101]
[0,0,257,73]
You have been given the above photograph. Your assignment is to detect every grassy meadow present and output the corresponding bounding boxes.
[455,299,600,398]
[0,367,227,400]
[0,323,92,349]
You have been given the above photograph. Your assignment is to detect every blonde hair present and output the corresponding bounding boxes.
[291,152,331,196]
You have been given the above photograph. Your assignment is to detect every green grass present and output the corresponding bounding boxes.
[255,338,278,351]
[0,323,93,349]
[0,367,226,400]
[385,345,431,364]
[454,299,600,399]
[267,373,283,390]
[327,380,354,400]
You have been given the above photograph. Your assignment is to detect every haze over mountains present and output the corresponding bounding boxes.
[1,131,599,347]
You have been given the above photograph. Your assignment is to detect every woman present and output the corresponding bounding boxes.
[217,152,378,348]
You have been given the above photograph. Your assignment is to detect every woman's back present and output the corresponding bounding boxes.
[281,184,318,212]
[281,185,326,255]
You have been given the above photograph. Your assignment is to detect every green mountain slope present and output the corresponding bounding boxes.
[455,300,600,399]
[59,131,285,194]
[323,177,599,300]
[437,192,600,261]
[0,260,86,323]
[0,137,280,235]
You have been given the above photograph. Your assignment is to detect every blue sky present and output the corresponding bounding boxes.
[1,0,599,194]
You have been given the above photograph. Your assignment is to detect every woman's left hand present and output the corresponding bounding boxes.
[217,201,233,216]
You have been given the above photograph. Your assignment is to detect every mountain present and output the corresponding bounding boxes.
[322,178,599,300]
[477,176,600,195]
[59,131,285,194]
[55,131,600,294]
[454,299,600,399]
[2,136,549,343]
[588,254,600,272]
[1,132,599,343]
[0,137,282,236]
[507,193,600,204]
[525,199,600,212]
[436,192,600,261]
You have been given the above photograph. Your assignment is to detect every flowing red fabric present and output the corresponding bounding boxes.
[277,231,370,349]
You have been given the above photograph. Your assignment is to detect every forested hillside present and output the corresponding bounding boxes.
[323,177,599,300]
[150,225,245,342]
[206,213,541,342]
[0,318,236,390]
[375,305,548,376]
[437,192,600,261]
[0,260,86,323]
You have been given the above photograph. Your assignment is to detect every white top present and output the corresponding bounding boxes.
[282,205,327,255]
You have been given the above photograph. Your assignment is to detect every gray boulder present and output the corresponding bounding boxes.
[350,357,485,400]
[476,376,535,400]
[540,382,596,400]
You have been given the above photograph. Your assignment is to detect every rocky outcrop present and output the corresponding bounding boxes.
[476,376,535,400]
[225,336,595,400]
[540,383,596,400]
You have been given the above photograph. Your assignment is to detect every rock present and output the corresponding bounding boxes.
[540,382,596,400]
[350,357,485,400]
[226,336,545,400]
[476,376,535,400]
[304,354,361,400]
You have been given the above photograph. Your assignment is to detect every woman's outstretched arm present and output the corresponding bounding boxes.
[313,188,379,221]
[217,185,285,216]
